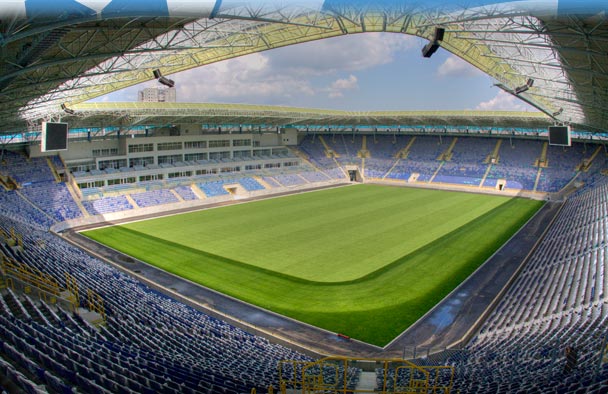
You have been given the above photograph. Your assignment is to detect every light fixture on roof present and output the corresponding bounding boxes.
[158,76,175,88]
[61,103,75,115]
[421,27,445,58]
[152,68,175,88]
[515,78,534,94]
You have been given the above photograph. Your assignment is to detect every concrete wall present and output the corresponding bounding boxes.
[29,138,123,160]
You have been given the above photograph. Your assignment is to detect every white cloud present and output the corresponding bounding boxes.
[91,33,422,105]
[331,75,358,90]
[268,33,419,76]
[326,74,358,98]
[476,90,538,111]
[437,55,483,78]
[172,53,315,102]
[142,33,412,103]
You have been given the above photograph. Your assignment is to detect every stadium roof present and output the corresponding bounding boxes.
[0,1,606,135]
[68,102,552,130]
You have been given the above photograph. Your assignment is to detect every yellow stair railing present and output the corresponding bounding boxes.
[87,289,106,325]
[1,254,61,302]
[276,356,454,394]
[65,272,80,311]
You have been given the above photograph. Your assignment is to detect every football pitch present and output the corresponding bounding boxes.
[82,184,543,346]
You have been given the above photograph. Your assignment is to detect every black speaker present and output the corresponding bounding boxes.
[422,42,440,58]
[421,27,445,58]
[434,27,445,42]
[153,69,162,79]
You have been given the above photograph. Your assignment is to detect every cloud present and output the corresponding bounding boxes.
[476,90,538,111]
[170,53,315,103]
[268,33,419,76]
[437,55,483,78]
[90,33,422,105]
[142,33,412,103]
[326,74,358,98]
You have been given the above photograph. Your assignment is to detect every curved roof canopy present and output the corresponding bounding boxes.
[0,1,606,133]
[68,102,552,130]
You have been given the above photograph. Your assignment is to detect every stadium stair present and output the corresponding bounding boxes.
[437,137,458,161]
[480,164,494,188]
[189,184,206,199]
[395,136,417,159]
[0,175,18,191]
[287,147,334,178]
[535,142,549,168]
[254,176,274,189]
[15,190,57,223]
[335,164,349,179]
[383,158,402,180]
[358,135,369,158]
[296,173,309,184]
[320,138,349,177]
[429,161,445,183]
[361,157,365,177]
[577,145,603,171]
[45,157,61,183]
[270,176,284,187]
[381,137,419,179]
[485,139,502,164]
[169,189,184,202]
[533,166,543,192]
[354,372,376,392]
[124,194,140,208]
[65,182,90,218]
[318,135,340,158]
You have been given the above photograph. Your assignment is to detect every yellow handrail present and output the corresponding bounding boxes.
[278,356,454,394]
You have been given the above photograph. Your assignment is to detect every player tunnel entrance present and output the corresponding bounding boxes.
[344,166,363,182]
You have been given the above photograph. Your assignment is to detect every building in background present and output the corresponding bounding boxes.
[138,87,176,102]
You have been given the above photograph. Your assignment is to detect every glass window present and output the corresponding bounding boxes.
[157,142,182,151]
[209,140,230,148]
[184,141,207,149]
[128,143,153,153]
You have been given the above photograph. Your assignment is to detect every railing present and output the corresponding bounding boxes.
[276,356,454,394]
[87,289,106,325]
[1,254,61,302]
[65,272,80,310]
[0,251,107,324]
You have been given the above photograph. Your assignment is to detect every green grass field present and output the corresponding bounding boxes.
[82,184,543,346]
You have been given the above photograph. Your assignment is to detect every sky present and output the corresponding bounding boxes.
[93,32,538,113]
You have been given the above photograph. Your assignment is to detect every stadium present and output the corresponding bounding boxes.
[0,1,607,393]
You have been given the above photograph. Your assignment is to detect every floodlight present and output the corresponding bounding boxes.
[61,103,75,115]
[158,76,175,88]
[514,79,534,94]
[515,85,529,94]
[421,27,445,58]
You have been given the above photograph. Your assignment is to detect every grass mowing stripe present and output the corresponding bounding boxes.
[82,185,543,346]
[104,184,514,282]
